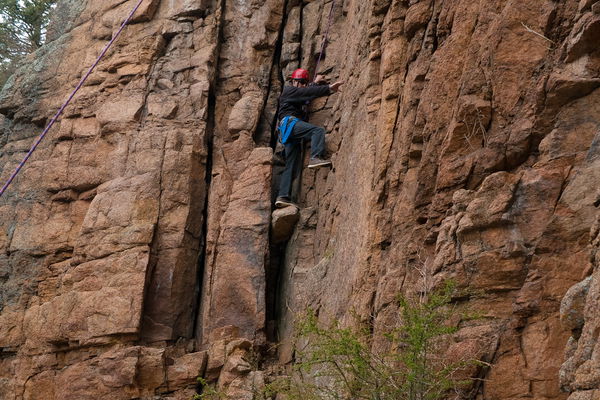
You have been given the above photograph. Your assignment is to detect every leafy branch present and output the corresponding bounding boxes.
[262,281,486,400]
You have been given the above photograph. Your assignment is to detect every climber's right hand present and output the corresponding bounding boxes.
[329,81,344,93]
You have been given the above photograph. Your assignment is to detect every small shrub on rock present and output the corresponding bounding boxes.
[264,282,484,400]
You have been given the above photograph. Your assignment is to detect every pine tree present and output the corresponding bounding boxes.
[0,0,56,87]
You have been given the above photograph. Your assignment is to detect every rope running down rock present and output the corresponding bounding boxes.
[0,0,145,198]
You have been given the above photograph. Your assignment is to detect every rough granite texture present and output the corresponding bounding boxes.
[0,0,599,399]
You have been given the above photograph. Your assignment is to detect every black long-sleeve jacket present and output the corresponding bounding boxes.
[278,84,331,121]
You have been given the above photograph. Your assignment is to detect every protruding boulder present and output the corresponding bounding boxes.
[166,0,212,18]
[271,206,300,243]
[566,13,600,62]
[561,276,592,332]
[166,351,208,388]
[228,93,264,135]
[131,0,161,23]
[545,72,600,107]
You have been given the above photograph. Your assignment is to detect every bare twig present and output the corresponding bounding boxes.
[463,108,489,151]
[410,247,431,302]
[521,22,555,45]
[475,109,488,147]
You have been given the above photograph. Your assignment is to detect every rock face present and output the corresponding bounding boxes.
[0,0,599,399]
[276,1,600,399]
[0,0,275,397]
[271,206,300,243]
[559,149,600,398]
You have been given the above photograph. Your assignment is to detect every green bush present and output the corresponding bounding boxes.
[264,282,482,400]
[193,377,226,400]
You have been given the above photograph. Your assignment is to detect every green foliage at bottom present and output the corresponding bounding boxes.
[263,282,482,400]
[193,377,226,400]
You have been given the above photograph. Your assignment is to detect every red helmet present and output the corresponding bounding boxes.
[291,68,310,81]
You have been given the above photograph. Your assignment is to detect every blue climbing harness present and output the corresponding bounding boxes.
[278,116,299,144]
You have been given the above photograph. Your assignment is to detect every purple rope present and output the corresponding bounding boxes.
[0,0,145,198]
[313,0,337,82]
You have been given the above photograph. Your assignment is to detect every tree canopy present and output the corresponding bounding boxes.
[0,0,57,87]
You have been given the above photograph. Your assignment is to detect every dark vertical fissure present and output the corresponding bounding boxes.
[191,89,217,344]
[265,0,291,343]
[192,0,227,343]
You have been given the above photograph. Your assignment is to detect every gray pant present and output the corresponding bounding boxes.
[278,119,326,198]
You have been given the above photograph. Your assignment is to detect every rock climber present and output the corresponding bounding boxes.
[275,68,344,208]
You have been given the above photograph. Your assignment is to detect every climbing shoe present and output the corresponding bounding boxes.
[307,157,332,169]
[275,196,297,209]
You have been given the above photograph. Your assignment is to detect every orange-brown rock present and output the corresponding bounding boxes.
[560,196,600,399]
[271,206,300,243]
[278,1,600,400]
[1,0,600,399]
